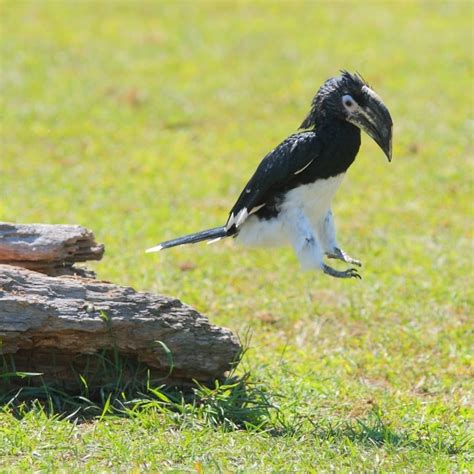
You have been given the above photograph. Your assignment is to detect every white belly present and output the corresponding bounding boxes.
[236,173,345,247]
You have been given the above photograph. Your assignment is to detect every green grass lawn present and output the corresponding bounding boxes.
[1,0,473,471]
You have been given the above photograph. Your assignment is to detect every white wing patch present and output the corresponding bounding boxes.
[249,203,266,215]
[294,159,314,175]
[235,208,249,227]
[226,207,248,230]
[226,213,236,230]
[226,202,266,230]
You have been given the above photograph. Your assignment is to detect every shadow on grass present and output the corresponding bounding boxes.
[283,410,473,457]
[0,348,276,432]
[1,353,471,458]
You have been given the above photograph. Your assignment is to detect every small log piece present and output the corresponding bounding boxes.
[0,222,104,276]
[0,265,241,389]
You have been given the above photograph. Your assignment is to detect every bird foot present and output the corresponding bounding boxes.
[326,247,362,267]
[322,263,361,279]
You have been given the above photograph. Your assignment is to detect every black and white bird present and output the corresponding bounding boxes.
[147,71,393,279]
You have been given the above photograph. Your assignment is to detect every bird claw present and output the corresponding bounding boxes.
[345,268,362,279]
[344,257,362,267]
[322,264,362,280]
[327,247,362,267]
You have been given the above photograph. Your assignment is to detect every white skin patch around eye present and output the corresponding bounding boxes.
[342,94,359,113]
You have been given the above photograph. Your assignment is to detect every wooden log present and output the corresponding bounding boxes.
[0,222,104,276]
[0,265,241,389]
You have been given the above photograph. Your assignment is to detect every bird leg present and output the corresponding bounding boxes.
[317,209,362,267]
[289,211,361,279]
[289,211,325,271]
[326,247,362,267]
[322,263,361,279]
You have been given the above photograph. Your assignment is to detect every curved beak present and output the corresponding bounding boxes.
[348,86,393,162]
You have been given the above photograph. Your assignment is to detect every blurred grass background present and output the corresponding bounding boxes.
[0,0,472,471]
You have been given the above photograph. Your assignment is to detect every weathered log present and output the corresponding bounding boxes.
[0,222,104,276]
[0,265,241,389]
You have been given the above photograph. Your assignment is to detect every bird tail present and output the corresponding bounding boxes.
[146,226,229,253]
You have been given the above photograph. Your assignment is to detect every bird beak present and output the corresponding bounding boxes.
[347,86,393,162]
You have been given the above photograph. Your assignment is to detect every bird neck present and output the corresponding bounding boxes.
[319,116,358,133]
[321,118,360,146]
[317,118,361,176]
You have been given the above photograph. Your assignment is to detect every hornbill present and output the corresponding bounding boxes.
[147,71,393,279]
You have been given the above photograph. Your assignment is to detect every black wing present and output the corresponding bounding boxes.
[226,131,323,230]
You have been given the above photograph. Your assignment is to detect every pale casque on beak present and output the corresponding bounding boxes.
[345,85,393,161]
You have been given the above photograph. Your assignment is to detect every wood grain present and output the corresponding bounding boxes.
[0,264,241,389]
[0,222,104,275]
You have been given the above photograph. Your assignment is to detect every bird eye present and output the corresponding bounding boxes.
[342,94,357,111]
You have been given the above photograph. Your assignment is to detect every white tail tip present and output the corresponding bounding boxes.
[207,237,222,245]
[145,244,163,253]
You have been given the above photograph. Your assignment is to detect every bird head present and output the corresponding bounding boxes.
[300,71,393,161]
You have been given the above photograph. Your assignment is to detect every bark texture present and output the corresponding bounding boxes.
[0,265,241,389]
[0,222,104,276]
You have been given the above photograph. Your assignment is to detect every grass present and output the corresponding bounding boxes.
[1,0,473,471]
